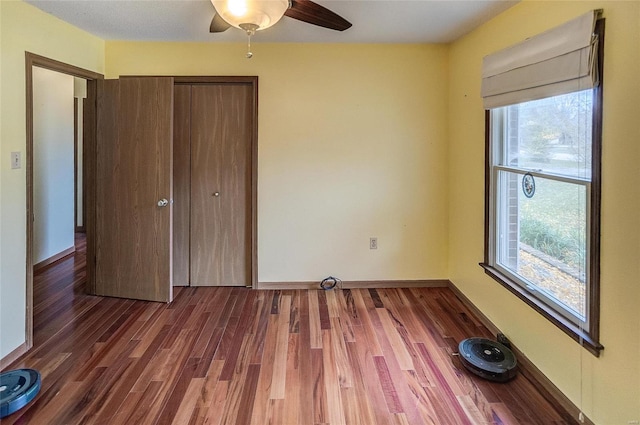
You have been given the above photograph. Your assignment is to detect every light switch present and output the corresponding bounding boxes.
[11,152,21,169]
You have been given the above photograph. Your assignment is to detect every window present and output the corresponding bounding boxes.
[481,13,604,355]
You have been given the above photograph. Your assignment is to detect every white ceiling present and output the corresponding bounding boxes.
[25,0,518,44]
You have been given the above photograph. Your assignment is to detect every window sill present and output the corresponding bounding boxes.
[479,263,603,357]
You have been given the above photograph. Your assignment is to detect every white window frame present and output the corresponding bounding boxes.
[488,106,592,327]
[480,18,604,356]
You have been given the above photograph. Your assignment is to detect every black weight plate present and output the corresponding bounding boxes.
[0,369,41,418]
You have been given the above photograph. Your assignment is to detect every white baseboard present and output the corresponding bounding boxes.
[0,343,28,372]
[34,246,75,271]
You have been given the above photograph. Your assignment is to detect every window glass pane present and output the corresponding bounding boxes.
[496,171,587,319]
[501,90,592,180]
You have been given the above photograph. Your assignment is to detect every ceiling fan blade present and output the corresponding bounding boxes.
[210,12,231,33]
[285,0,352,31]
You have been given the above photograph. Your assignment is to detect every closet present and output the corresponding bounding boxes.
[93,77,257,302]
[173,82,256,287]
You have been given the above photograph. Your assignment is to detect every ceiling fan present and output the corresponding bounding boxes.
[209,0,352,35]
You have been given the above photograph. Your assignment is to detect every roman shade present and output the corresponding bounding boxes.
[481,10,600,109]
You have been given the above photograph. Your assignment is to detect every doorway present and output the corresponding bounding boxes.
[31,67,76,271]
[25,52,102,351]
[25,64,259,352]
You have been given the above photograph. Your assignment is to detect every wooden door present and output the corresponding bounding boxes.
[172,85,191,286]
[95,77,174,302]
[190,84,253,286]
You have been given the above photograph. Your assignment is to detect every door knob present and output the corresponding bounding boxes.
[157,198,169,207]
[212,192,220,197]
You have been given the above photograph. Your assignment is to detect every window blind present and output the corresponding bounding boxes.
[481,10,600,109]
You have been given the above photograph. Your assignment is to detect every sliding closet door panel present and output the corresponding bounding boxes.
[190,84,252,286]
[173,85,191,286]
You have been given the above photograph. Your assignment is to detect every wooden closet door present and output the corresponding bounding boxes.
[172,85,191,286]
[190,84,252,286]
[95,77,174,302]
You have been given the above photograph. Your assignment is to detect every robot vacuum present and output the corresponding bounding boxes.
[0,369,41,418]
[458,337,517,382]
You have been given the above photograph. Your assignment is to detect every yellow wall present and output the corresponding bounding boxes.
[448,1,640,423]
[3,0,639,421]
[0,3,4,313]
[0,0,104,359]
[106,42,450,283]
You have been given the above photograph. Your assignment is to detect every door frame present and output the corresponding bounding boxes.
[25,52,103,350]
[174,76,259,288]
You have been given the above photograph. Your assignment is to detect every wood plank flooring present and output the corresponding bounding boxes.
[2,235,571,424]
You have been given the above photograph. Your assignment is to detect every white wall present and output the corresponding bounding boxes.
[0,0,105,360]
[32,67,75,264]
[74,77,86,228]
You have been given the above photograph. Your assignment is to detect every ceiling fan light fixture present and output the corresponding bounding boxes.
[211,0,289,31]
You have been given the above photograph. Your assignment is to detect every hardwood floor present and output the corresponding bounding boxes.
[2,236,572,424]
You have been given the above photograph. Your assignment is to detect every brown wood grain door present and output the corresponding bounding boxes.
[172,85,191,287]
[190,84,253,286]
[94,77,174,302]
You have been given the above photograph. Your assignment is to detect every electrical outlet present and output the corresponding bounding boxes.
[370,237,378,250]
[11,152,21,169]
